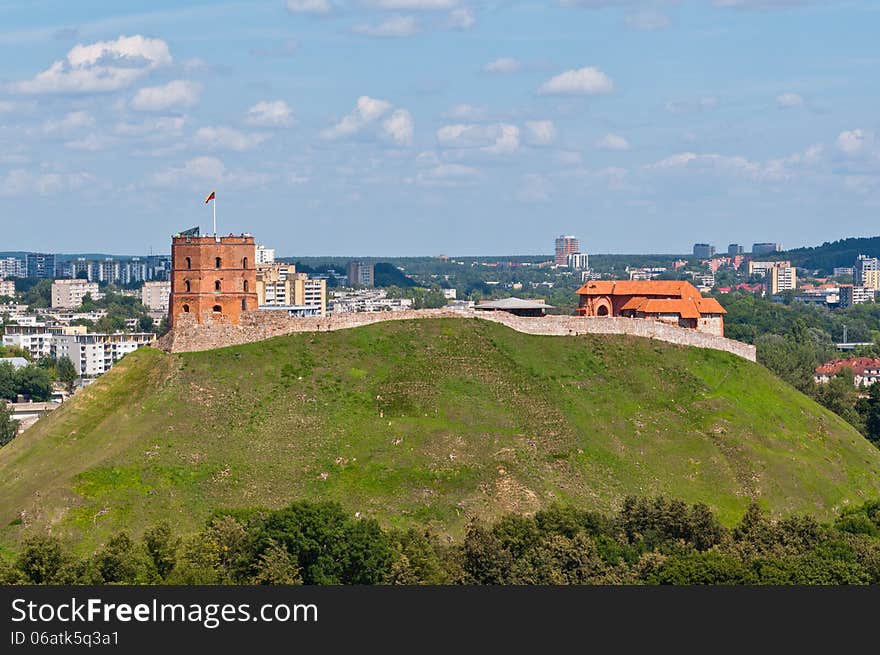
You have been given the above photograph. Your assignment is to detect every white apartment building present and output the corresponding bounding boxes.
[53,332,155,376]
[3,325,54,359]
[566,252,590,271]
[51,279,100,309]
[141,280,171,311]
[0,279,14,297]
[256,245,276,265]
[0,257,25,278]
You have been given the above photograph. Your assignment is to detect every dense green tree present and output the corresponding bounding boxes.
[143,522,179,580]
[250,540,302,585]
[0,401,19,447]
[16,536,75,584]
[14,365,52,401]
[56,356,78,392]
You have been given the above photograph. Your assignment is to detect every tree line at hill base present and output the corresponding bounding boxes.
[5,497,880,585]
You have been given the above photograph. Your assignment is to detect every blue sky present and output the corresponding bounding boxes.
[0,0,878,256]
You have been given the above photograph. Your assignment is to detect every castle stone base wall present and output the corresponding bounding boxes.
[156,309,757,362]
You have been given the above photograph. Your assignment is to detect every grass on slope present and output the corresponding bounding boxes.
[1,317,879,554]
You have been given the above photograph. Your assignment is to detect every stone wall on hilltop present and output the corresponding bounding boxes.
[155,309,757,361]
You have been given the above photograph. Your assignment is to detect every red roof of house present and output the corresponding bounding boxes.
[815,357,880,376]
[576,280,702,299]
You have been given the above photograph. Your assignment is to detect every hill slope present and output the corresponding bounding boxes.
[2,318,879,553]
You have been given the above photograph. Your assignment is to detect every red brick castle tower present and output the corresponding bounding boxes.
[168,227,258,327]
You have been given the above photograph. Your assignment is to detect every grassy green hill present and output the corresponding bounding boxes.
[2,318,880,554]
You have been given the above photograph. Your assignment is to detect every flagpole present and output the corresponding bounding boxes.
[213,194,217,235]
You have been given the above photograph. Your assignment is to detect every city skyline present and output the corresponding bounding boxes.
[0,1,878,255]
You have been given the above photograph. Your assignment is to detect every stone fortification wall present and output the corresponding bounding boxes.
[156,309,756,362]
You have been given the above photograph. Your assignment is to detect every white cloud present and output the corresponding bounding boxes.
[183,58,209,72]
[321,96,393,139]
[409,163,480,187]
[286,0,333,14]
[517,173,551,202]
[65,134,116,151]
[245,100,295,127]
[382,108,414,146]
[625,10,670,31]
[595,132,630,151]
[776,92,804,108]
[648,152,760,176]
[131,80,202,112]
[194,126,268,151]
[445,8,474,29]
[436,123,520,154]
[353,16,421,37]
[0,168,94,197]
[836,129,873,156]
[524,120,557,145]
[483,57,521,74]
[445,104,487,120]
[41,111,95,136]
[152,156,225,187]
[538,67,613,96]
[9,35,171,94]
[0,101,15,113]
[666,96,719,114]
[114,116,186,138]
[362,0,459,8]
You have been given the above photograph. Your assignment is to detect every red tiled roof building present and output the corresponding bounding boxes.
[575,280,727,336]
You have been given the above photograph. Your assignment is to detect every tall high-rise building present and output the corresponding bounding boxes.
[728,244,744,256]
[168,228,258,327]
[26,252,56,279]
[693,243,715,259]
[752,242,782,255]
[0,258,26,278]
[855,254,880,290]
[347,261,374,288]
[769,263,797,295]
[555,235,580,266]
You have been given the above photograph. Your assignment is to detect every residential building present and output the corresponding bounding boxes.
[0,279,14,298]
[2,324,54,359]
[443,288,457,300]
[51,279,100,309]
[255,245,275,265]
[752,242,782,255]
[566,252,590,270]
[168,227,259,326]
[26,252,56,279]
[141,280,171,311]
[815,358,880,388]
[728,244,744,256]
[0,257,26,278]
[695,274,716,290]
[575,280,727,336]
[554,235,580,266]
[693,243,715,259]
[52,332,155,377]
[838,285,875,308]
[854,255,880,290]
[293,276,326,316]
[769,263,797,295]
[329,289,412,313]
[347,261,375,288]
[256,264,326,316]
[833,267,855,279]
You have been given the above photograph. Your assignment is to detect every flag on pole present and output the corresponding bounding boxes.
[205,190,216,203]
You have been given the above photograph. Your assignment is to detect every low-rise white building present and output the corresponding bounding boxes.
[0,279,14,298]
[53,332,155,376]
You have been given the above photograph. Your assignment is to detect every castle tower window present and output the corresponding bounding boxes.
[242,257,249,269]
[213,305,222,313]
[215,257,222,269]
[215,280,221,291]
[241,299,246,310]
[182,304,190,313]
[184,280,191,292]
[243,280,249,292]
[185,257,191,270]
